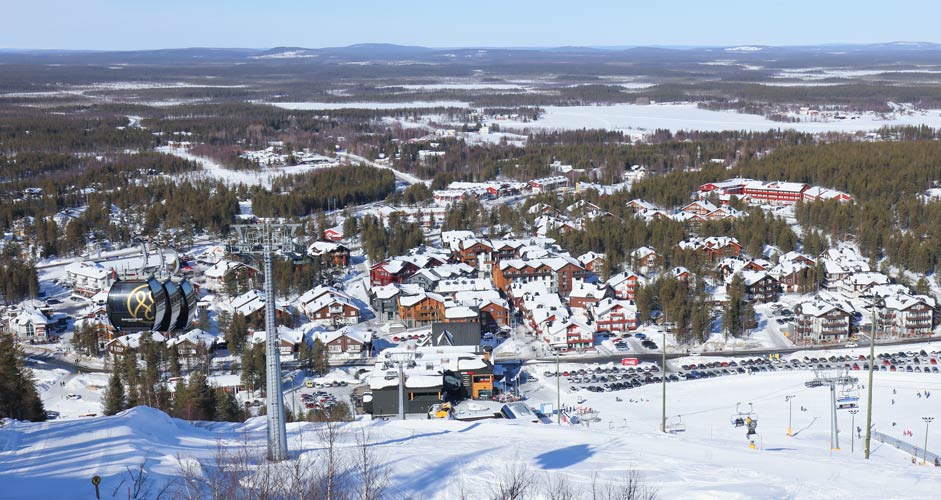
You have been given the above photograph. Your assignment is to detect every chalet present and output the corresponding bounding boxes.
[802,186,854,203]
[314,326,373,359]
[203,260,253,292]
[681,200,719,216]
[544,317,595,352]
[64,262,113,297]
[769,259,812,293]
[705,207,743,221]
[227,290,292,326]
[454,239,494,273]
[304,294,360,328]
[370,284,403,321]
[577,251,605,274]
[106,332,167,359]
[193,245,227,265]
[166,329,218,361]
[445,306,479,323]
[307,241,351,267]
[323,226,344,242]
[493,257,586,296]
[370,260,419,287]
[593,298,639,332]
[568,279,613,313]
[844,272,890,297]
[671,266,691,282]
[397,292,446,328]
[877,294,936,339]
[9,309,50,342]
[606,272,641,301]
[741,271,779,303]
[793,300,852,345]
[249,327,306,357]
[631,247,661,275]
[680,237,741,261]
[627,199,659,213]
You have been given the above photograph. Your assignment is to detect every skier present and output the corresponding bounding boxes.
[935,457,940,467]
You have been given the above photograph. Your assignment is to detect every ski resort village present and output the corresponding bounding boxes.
[5,22,941,499]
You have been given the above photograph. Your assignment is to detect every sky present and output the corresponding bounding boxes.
[4,1,941,50]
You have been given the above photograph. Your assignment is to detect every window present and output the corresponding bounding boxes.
[328,345,342,353]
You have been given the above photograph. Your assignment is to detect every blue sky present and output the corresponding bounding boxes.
[4,1,941,50]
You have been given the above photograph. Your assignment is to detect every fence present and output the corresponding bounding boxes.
[872,430,941,464]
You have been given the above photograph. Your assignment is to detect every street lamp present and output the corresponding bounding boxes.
[556,352,561,426]
[785,395,796,437]
[922,417,934,465]
[848,409,859,453]
[388,351,415,420]
[661,327,667,434]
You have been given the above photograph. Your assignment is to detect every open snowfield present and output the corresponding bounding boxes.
[490,103,941,135]
[267,101,470,110]
[156,146,339,188]
[4,367,940,499]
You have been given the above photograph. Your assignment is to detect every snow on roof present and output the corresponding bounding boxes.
[296,285,353,307]
[445,306,478,319]
[65,261,109,280]
[568,279,609,300]
[632,246,657,259]
[166,329,218,347]
[577,251,604,266]
[594,298,637,317]
[740,270,771,286]
[13,309,49,326]
[849,272,889,287]
[883,293,936,311]
[315,326,373,345]
[249,326,304,345]
[436,278,495,295]
[796,300,840,317]
[628,199,659,211]
[204,260,243,279]
[307,241,347,255]
[399,292,445,307]
[371,283,401,300]
[110,331,167,349]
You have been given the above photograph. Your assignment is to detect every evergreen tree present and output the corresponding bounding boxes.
[0,335,46,421]
[312,338,329,376]
[102,362,126,416]
[226,313,248,355]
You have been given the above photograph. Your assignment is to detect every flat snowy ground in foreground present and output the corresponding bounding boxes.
[4,368,941,499]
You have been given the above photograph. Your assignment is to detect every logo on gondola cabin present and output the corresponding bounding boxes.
[127,284,155,321]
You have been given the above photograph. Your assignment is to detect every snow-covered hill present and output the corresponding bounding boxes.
[4,368,941,499]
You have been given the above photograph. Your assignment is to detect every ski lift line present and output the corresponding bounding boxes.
[674,384,813,419]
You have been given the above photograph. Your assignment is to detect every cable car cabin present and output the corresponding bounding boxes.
[159,280,184,331]
[177,279,198,330]
[106,278,168,332]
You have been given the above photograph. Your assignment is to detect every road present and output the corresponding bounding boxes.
[336,152,430,186]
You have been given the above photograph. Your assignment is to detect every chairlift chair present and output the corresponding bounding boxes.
[666,415,686,433]
[730,402,755,427]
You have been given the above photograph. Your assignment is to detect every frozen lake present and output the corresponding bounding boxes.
[490,103,941,135]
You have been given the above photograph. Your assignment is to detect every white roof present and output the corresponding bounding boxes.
[314,326,373,345]
[204,260,243,279]
[110,331,167,349]
[65,261,109,280]
[445,306,478,319]
[166,329,218,347]
[399,292,445,307]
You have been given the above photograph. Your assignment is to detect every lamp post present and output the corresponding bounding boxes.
[864,300,877,460]
[922,417,934,465]
[556,353,561,426]
[848,409,859,453]
[785,395,796,437]
[661,327,667,434]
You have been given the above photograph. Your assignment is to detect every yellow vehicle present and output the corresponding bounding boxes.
[304,378,314,388]
[427,402,451,419]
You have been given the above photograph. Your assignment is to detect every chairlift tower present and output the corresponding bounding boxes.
[233,222,300,462]
[388,351,417,420]
[806,368,858,452]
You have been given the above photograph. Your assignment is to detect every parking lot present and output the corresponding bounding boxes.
[537,347,941,395]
